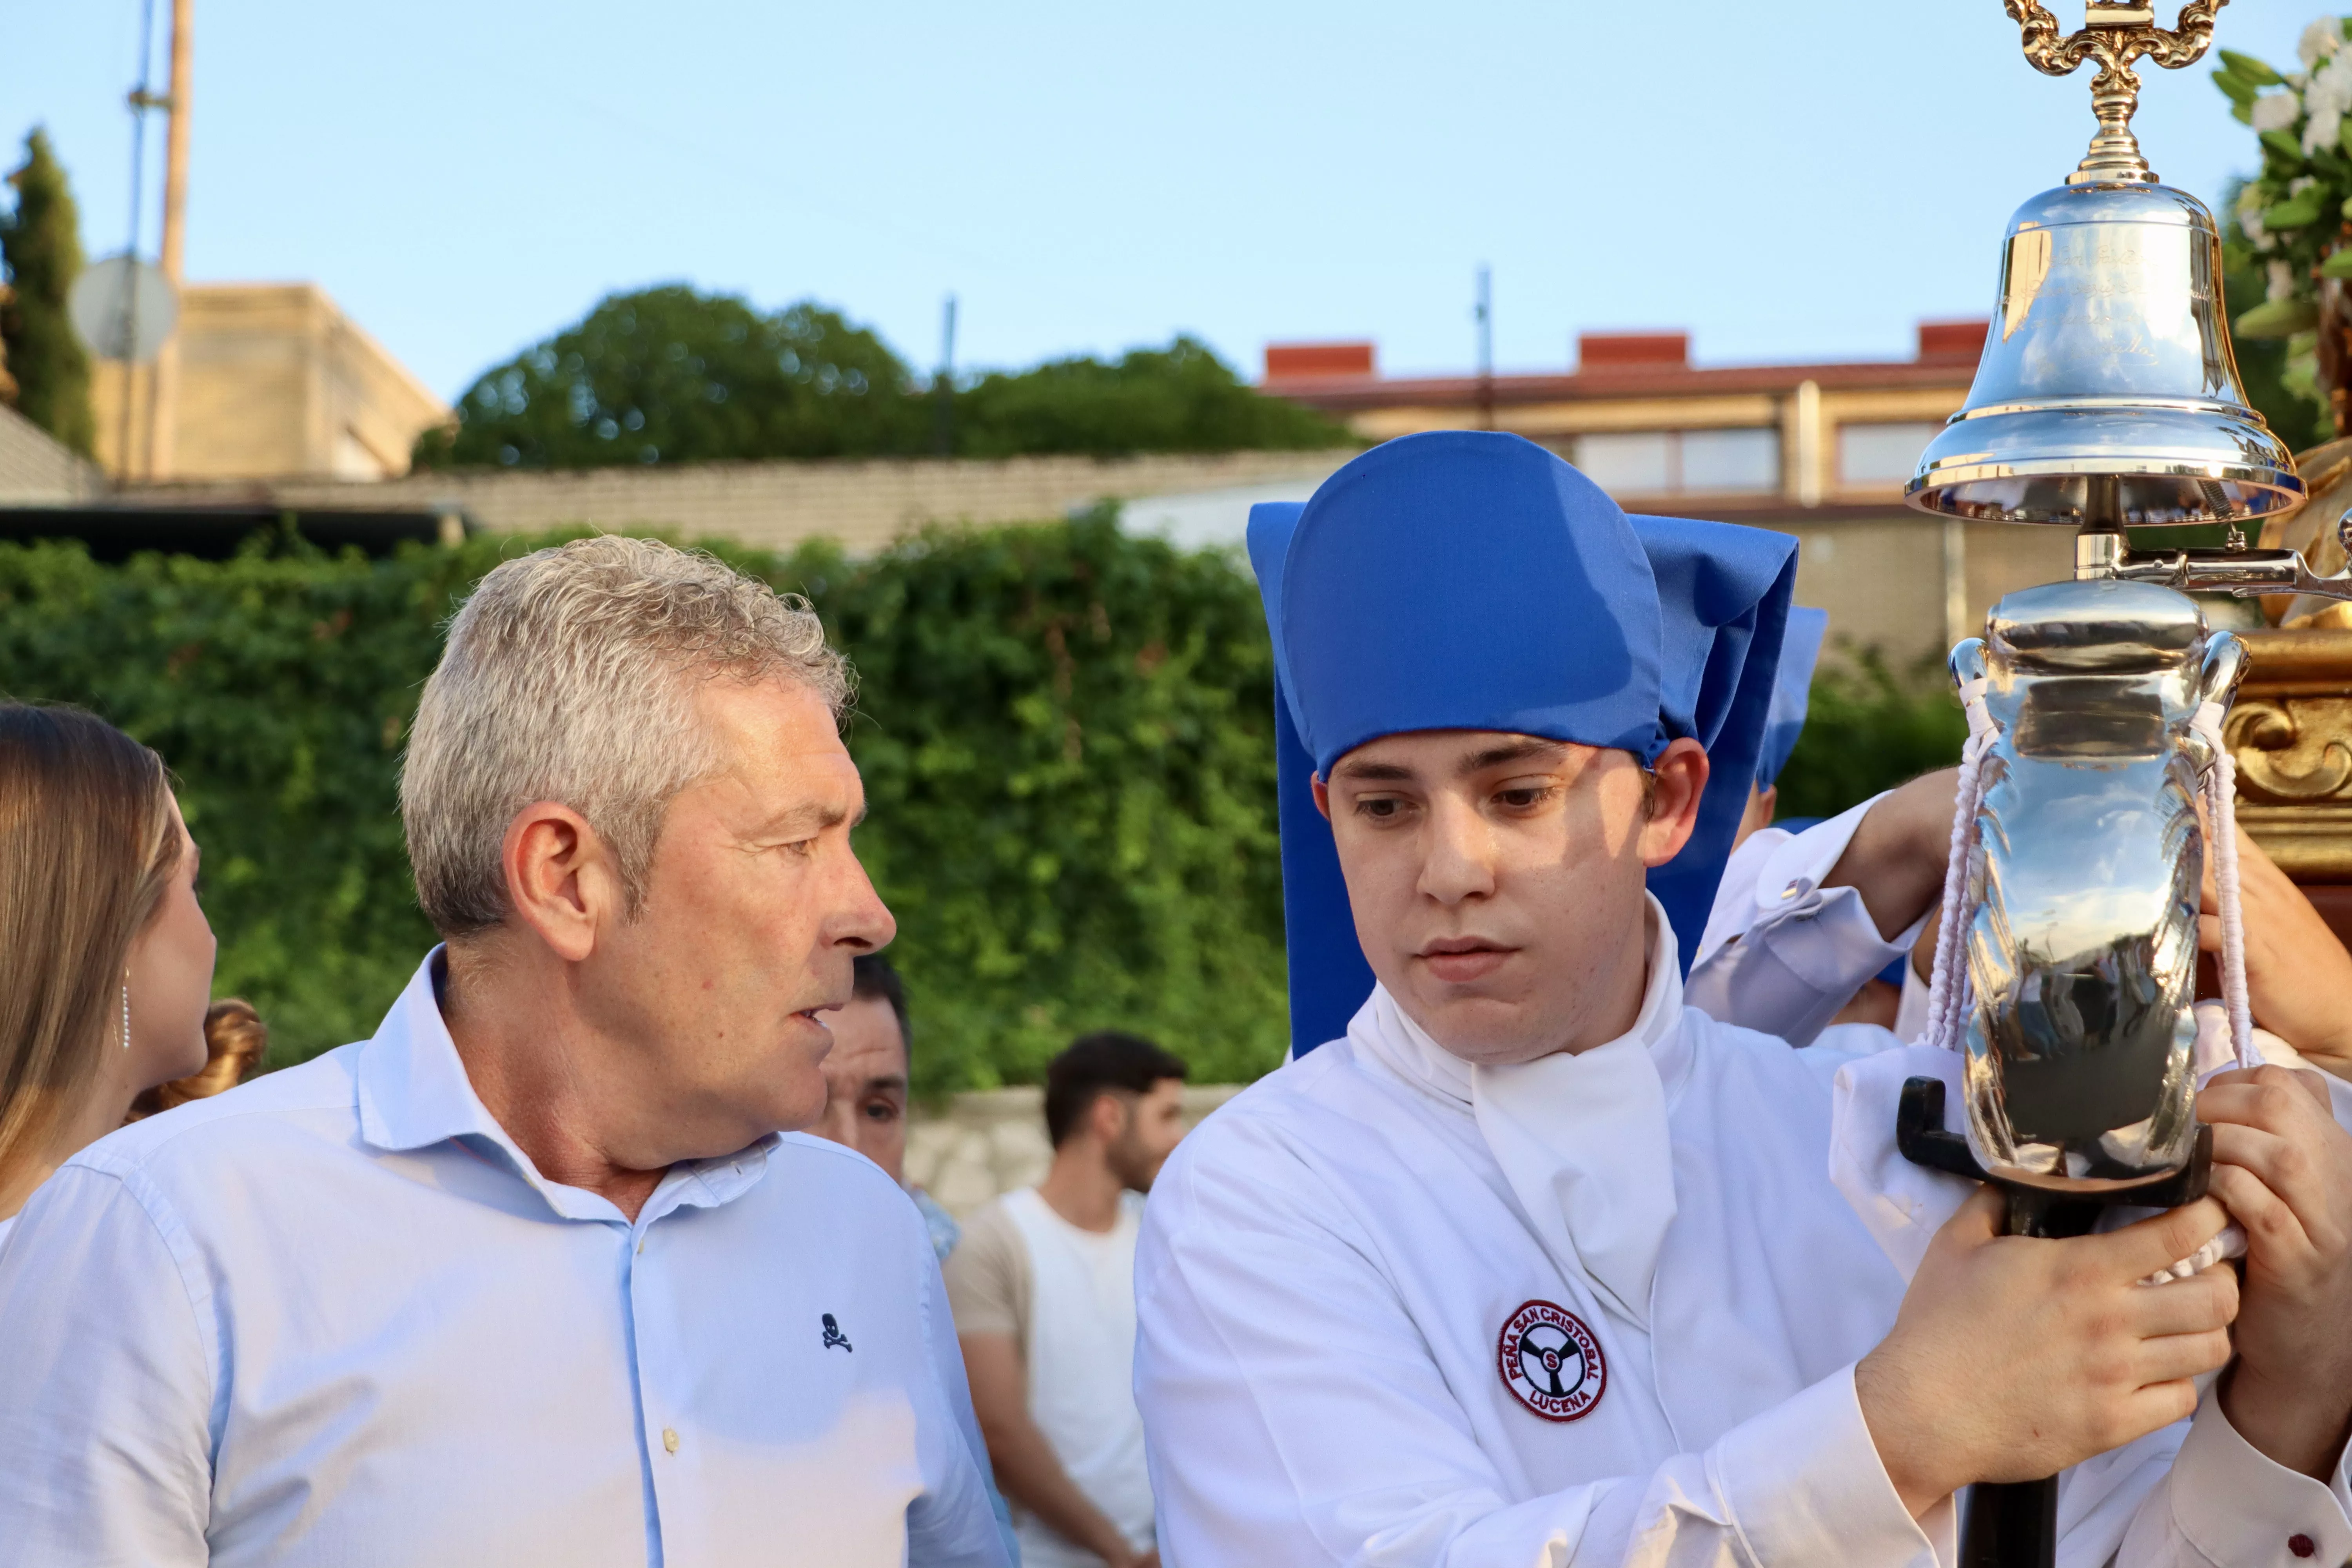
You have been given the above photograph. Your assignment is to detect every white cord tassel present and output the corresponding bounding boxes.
[2191,701,2260,1073]
[1924,678,1996,1052]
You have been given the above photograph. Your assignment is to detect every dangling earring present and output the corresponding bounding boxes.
[120,974,131,1051]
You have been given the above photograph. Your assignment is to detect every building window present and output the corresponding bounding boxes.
[1839,421,1943,486]
[1570,428,1779,496]
[1574,432,1673,494]
[1682,428,1779,492]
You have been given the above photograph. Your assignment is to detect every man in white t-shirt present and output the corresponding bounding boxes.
[946,1032,1189,1568]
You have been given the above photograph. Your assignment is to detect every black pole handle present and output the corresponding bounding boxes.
[1896,1078,2215,1568]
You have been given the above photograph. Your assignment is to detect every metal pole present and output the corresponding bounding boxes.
[1942,516,1970,648]
[150,0,191,480]
[114,0,161,486]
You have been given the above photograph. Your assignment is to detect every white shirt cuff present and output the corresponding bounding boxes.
[1713,1364,1945,1567]
[2164,1383,2352,1564]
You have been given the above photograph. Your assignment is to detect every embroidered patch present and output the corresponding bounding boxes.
[1497,1299,1606,1422]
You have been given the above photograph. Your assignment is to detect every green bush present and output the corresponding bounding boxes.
[1773,648,1968,821]
[808,515,1287,1088]
[0,518,1944,1089]
[0,515,1288,1091]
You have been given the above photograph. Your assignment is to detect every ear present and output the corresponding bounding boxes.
[1755,782,1777,822]
[1637,738,1710,868]
[1310,774,1332,821]
[500,802,625,964]
[1090,1089,1131,1145]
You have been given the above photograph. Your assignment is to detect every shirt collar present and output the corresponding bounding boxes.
[355,948,777,1225]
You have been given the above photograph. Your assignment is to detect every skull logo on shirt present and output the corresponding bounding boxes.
[1497,1299,1606,1422]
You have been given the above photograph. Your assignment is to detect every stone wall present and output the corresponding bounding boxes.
[125,448,1363,557]
[906,1084,1243,1218]
[0,403,100,503]
[72,446,2089,663]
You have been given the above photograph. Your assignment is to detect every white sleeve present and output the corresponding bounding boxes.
[2115,1386,2352,1564]
[1134,1147,1946,1568]
[0,1164,214,1567]
[1687,795,1920,1047]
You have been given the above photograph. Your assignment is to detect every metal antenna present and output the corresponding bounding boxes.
[1474,265,1494,431]
[932,293,957,457]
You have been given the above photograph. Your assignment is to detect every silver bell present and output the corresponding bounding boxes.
[1907,180,2303,528]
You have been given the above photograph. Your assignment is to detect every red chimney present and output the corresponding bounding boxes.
[1916,320,1989,364]
[1577,332,1689,371]
[1264,341,1376,381]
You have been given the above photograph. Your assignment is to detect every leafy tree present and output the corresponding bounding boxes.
[416,288,1355,469]
[2209,23,2352,440]
[2223,190,2334,452]
[0,128,95,456]
[415,285,921,468]
[947,336,1352,457]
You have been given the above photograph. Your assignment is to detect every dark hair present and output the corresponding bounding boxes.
[851,953,909,1061]
[1044,1031,1188,1147]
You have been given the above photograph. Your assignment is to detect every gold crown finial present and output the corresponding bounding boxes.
[2006,0,2227,184]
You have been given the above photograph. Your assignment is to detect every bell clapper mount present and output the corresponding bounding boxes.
[2073,512,2352,598]
[2007,0,2224,185]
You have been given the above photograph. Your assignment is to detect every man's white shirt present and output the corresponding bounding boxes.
[0,951,1012,1568]
[1133,896,2352,1566]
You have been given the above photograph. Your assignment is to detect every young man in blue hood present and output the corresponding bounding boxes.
[1132,432,2352,1566]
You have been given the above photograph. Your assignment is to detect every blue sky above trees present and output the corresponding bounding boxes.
[1,0,2329,402]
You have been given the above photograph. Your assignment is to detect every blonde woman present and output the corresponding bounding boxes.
[0,704,218,1248]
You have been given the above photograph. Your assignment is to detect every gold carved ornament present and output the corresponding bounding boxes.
[2004,0,2225,183]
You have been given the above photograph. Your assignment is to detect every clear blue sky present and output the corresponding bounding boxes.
[0,1,2330,402]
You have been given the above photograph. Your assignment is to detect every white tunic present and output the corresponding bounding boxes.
[1134,899,2352,1567]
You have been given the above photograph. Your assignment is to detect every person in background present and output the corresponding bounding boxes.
[947,1032,1188,1568]
[0,538,1011,1567]
[0,704,217,1252]
[810,951,962,1260]
[1688,603,1956,1044]
[130,998,268,1119]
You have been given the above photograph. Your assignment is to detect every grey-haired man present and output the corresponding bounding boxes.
[0,537,1012,1567]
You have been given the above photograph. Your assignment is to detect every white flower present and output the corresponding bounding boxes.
[2254,90,2304,132]
[2305,49,2352,151]
[2300,17,2342,69]
[2245,207,2271,248]
[2307,106,2344,156]
[2270,259,2298,302]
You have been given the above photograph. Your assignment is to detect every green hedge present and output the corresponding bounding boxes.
[0,515,1289,1092]
[0,519,1960,1091]
[1772,648,1968,822]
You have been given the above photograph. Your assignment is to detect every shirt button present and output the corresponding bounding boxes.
[662,1428,680,1455]
[2286,1532,2313,1558]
